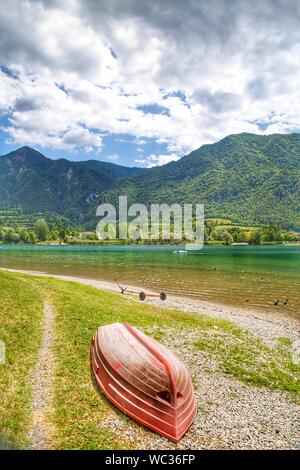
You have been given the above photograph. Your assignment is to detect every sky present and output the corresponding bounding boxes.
[0,0,300,167]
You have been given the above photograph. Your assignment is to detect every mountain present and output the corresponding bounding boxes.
[76,160,147,179]
[1,133,299,229]
[101,133,300,229]
[0,146,147,223]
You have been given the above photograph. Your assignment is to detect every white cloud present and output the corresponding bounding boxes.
[0,0,300,158]
[106,153,119,161]
[135,153,180,168]
[62,127,103,150]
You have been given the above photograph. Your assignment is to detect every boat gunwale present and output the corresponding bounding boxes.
[91,323,197,443]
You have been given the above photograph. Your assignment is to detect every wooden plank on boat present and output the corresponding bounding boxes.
[91,322,197,443]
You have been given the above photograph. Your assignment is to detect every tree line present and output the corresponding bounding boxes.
[0,218,299,245]
[204,222,299,244]
[0,219,79,244]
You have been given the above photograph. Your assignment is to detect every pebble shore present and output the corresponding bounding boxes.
[1,267,299,449]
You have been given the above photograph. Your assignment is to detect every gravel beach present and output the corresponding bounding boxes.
[1,267,298,344]
[1,267,299,450]
[100,327,300,450]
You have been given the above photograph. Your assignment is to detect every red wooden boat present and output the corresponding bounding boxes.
[91,322,197,443]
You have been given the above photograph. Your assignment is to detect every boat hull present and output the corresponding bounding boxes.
[91,322,197,443]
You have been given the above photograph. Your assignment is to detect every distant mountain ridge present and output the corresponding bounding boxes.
[75,159,147,179]
[0,133,299,229]
[101,133,300,229]
[0,146,147,223]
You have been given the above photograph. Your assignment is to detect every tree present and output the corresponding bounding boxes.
[4,228,19,243]
[261,224,283,243]
[19,228,30,244]
[249,229,262,245]
[58,227,66,244]
[35,218,48,241]
[230,227,245,243]
[211,228,233,245]
[29,231,37,244]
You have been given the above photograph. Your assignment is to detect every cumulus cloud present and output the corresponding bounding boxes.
[62,127,102,150]
[106,154,119,161]
[0,0,300,159]
[135,153,180,168]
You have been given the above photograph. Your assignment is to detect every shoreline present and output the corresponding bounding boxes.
[1,266,298,343]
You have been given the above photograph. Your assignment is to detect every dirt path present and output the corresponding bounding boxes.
[28,300,55,449]
[1,267,298,450]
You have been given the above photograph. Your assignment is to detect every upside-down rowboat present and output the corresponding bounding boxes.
[91,322,197,443]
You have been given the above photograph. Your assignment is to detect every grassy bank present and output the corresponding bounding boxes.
[0,272,43,448]
[0,270,299,449]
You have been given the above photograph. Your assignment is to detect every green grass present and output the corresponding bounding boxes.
[195,328,300,393]
[22,274,300,448]
[0,270,299,449]
[214,224,257,231]
[277,337,293,347]
[21,276,217,449]
[0,271,43,448]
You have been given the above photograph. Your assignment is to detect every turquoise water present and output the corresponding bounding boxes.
[0,244,299,318]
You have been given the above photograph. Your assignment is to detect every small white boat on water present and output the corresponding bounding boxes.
[173,250,188,255]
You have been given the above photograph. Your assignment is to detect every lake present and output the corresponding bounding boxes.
[0,244,299,319]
